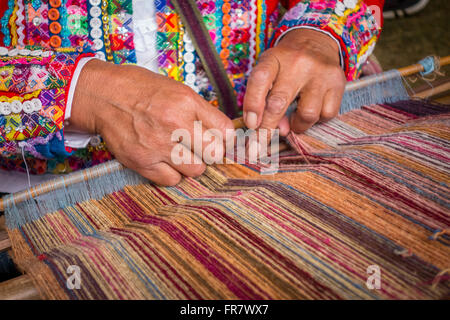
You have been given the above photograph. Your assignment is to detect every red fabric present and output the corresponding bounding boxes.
[365,0,385,27]
[0,0,9,45]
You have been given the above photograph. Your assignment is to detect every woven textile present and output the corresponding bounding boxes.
[5,99,450,299]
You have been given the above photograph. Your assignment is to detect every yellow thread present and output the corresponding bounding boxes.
[255,0,263,59]
[9,3,19,47]
[102,1,113,61]
[0,90,41,102]
[177,20,184,82]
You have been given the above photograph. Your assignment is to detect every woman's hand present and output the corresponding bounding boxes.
[243,29,346,136]
[69,59,234,186]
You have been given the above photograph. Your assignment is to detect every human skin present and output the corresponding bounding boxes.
[69,29,344,185]
[243,28,345,136]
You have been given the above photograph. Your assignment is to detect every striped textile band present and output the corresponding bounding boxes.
[171,0,239,118]
[4,99,450,299]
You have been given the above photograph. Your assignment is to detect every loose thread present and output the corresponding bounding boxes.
[429,229,450,241]
[20,143,31,189]
[287,132,311,165]
[394,248,413,258]
[431,268,450,290]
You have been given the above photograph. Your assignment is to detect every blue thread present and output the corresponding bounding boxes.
[418,56,435,76]
[1,0,15,47]
[31,0,41,11]
[59,0,72,47]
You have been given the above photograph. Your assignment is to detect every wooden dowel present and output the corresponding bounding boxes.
[0,275,41,300]
[232,117,245,130]
[398,55,450,77]
[413,81,450,99]
[347,55,450,92]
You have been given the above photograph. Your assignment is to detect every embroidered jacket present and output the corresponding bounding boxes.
[0,0,383,175]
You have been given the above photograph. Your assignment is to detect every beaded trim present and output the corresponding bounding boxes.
[88,0,107,60]
[0,98,42,115]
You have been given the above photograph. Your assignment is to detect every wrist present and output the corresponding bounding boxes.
[277,28,341,66]
[70,59,133,135]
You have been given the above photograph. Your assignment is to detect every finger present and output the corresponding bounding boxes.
[170,120,225,165]
[136,162,182,186]
[290,86,325,133]
[167,143,207,177]
[259,67,303,132]
[196,100,235,142]
[320,85,344,122]
[278,115,290,137]
[243,53,279,129]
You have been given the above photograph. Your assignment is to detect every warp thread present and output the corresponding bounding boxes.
[3,99,450,300]
[340,69,409,114]
[5,167,147,229]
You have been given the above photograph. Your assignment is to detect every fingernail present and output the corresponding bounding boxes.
[267,96,285,114]
[245,112,258,129]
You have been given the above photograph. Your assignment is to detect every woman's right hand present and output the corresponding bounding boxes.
[69,59,234,186]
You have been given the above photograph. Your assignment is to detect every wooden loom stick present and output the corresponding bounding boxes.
[1,56,449,212]
[413,81,450,99]
[0,275,41,300]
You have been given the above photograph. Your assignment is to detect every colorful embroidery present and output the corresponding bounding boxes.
[271,0,381,80]
[1,0,381,174]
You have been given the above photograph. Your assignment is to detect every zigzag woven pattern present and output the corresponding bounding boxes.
[6,99,450,299]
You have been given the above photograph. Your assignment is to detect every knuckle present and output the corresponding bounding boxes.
[326,66,346,88]
[216,117,233,132]
[267,92,288,114]
[321,108,338,121]
[165,173,182,186]
[257,50,275,64]
[244,95,264,112]
[179,91,196,106]
[299,109,320,123]
[188,164,206,177]
[293,53,313,68]
[251,67,271,83]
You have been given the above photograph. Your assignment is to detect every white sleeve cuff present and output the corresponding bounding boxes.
[65,56,97,120]
[64,56,98,149]
[273,26,344,70]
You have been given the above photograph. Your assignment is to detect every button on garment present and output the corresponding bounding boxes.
[48,8,60,20]
[50,35,62,48]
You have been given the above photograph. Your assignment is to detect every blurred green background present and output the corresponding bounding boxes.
[374,0,450,70]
